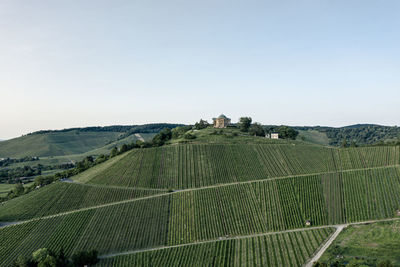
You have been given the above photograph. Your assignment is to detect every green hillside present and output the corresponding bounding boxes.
[295,124,400,146]
[74,143,400,189]
[0,131,123,158]
[1,130,400,266]
[0,123,179,158]
[297,130,330,145]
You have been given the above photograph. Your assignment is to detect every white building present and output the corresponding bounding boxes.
[271,133,279,139]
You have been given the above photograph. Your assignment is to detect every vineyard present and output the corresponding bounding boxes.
[98,228,334,267]
[0,182,166,221]
[1,142,400,266]
[78,144,400,189]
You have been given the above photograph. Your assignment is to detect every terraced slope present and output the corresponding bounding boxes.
[2,166,400,265]
[98,228,335,267]
[0,182,166,221]
[76,144,400,189]
[1,142,400,266]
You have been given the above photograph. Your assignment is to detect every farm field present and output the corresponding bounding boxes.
[98,228,335,267]
[0,182,166,222]
[1,166,400,265]
[1,138,400,266]
[319,221,400,266]
[78,144,400,189]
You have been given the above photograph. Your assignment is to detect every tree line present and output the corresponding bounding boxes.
[13,247,98,267]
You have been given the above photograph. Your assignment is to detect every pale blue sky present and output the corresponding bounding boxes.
[1,0,399,139]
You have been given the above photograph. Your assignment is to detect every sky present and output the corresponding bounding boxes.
[1,0,400,139]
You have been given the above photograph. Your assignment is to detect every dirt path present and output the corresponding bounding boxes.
[134,133,145,142]
[99,217,400,259]
[3,164,400,229]
[305,224,346,267]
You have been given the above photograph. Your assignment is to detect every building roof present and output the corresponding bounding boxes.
[218,114,229,119]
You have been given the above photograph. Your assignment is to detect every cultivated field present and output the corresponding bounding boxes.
[1,138,400,266]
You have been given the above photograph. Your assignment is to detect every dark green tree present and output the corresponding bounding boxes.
[277,126,298,140]
[249,123,265,137]
[152,128,172,146]
[239,117,252,132]
[341,138,348,148]
[71,250,98,267]
[110,147,118,157]
[378,260,394,267]
[194,119,209,130]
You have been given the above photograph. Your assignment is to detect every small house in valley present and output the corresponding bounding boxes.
[213,114,231,128]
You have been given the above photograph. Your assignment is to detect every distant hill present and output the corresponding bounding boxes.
[295,124,400,146]
[0,123,182,158]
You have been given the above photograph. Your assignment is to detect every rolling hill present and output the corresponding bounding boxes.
[1,127,400,266]
[0,124,180,158]
[295,124,400,146]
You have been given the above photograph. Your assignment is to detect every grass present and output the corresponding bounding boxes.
[320,221,400,266]
[0,184,15,197]
[0,182,33,198]
[168,127,297,145]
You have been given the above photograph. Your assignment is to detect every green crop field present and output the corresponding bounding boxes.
[77,144,400,189]
[1,133,400,266]
[0,182,166,221]
[98,228,334,267]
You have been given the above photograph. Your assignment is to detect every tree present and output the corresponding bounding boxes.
[194,119,209,130]
[152,128,172,146]
[13,183,25,196]
[378,260,394,267]
[71,250,98,266]
[119,144,129,153]
[239,117,252,132]
[171,126,192,139]
[341,138,348,148]
[110,147,118,157]
[249,123,265,137]
[32,248,49,263]
[277,126,298,140]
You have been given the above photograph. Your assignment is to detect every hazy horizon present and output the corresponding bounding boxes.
[1,1,400,139]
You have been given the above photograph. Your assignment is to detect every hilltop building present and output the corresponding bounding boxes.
[213,114,231,128]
